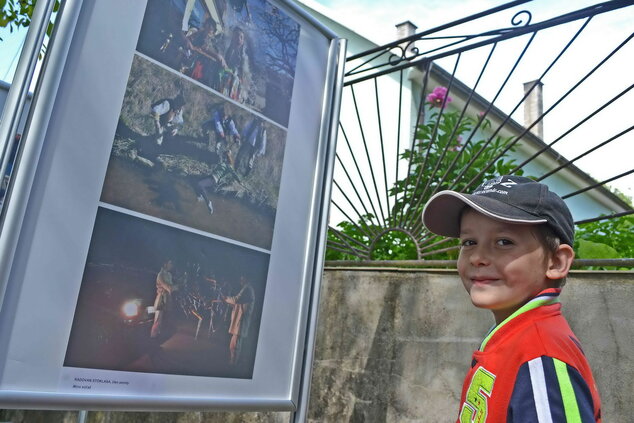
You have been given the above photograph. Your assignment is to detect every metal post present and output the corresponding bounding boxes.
[0,0,57,213]
[0,0,84,310]
[77,410,88,423]
[290,37,347,423]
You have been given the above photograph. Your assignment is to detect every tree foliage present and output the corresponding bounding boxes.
[0,0,59,41]
[258,5,299,78]
[574,214,634,269]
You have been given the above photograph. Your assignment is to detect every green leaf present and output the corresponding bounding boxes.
[576,239,620,260]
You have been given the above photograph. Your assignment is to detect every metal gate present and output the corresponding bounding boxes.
[326,0,634,268]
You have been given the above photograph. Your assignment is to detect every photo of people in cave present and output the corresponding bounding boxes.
[136,0,300,127]
[64,207,269,379]
[101,55,285,250]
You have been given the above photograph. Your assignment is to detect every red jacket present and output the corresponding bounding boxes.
[457,288,601,422]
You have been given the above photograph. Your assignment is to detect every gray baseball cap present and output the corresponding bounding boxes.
[422,175,574,246]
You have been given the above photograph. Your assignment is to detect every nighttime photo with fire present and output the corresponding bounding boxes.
[64,207,269,379]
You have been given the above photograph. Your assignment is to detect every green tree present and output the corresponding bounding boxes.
[0,0,59,41]
[574,214,634,269]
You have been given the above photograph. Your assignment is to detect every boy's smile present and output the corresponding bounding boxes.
[457,209,553,324]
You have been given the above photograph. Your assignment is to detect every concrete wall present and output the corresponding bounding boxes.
[1,269,632,422]
[309,269,633,422]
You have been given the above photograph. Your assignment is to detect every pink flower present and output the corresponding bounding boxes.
[427,86,453,108]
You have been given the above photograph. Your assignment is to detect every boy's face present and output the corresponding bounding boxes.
[457,208,553,324]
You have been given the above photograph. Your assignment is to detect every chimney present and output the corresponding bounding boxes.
[523,80,544,139]
[395,21,418,54]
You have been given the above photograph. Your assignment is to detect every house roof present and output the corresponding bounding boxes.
[429,65,631,211]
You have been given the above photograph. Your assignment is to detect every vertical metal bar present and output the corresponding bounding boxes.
[393,69,404,227]
[410,44,496,238]
[350,84,387,224]
[77,410,88,423]
[410,44,500,239]
[400,54,460,229]
[430,43,497,195]
[397,61,431,227]
[0,0,85,311]
[291,37,347,423]
[445,31,537,191]
[337,124,382,225]
[333,153,380,232]
[0,0,57,216]
[374,78,391,228]
[404,55,470,231]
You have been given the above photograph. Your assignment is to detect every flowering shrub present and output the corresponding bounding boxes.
[389,87,524,223]
[327,86,525,261]
[426,86,453,108]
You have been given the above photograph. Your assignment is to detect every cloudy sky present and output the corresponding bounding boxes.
[309,0,624,45]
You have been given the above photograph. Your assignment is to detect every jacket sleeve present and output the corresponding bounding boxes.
[507,356,597,422]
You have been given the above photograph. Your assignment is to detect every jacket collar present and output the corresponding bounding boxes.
[479,288,561,351]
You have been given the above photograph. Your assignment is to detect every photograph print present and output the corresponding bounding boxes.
[136,0,301,127]
[64,207,269,379]
[101,54,285,250]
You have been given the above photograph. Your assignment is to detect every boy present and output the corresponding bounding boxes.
[150,94,185,146]
[422,175,601,422]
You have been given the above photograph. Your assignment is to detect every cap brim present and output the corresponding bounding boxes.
[422,190,547,238]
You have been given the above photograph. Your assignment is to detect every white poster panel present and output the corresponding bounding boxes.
[0,0,343,411]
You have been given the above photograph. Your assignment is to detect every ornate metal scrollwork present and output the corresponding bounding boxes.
[511,10,532,27]
[387,42,422,67]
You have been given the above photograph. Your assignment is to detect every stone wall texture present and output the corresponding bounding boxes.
[308,269,633,422]
[1,269,632,422]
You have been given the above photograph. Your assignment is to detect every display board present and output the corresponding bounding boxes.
[0,0,343,411]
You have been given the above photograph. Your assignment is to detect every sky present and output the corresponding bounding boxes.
[0,26,29,83]
[310,0,619,45]
[0,0,632,200]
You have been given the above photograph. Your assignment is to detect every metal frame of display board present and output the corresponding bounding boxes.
[0,0,345,418]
